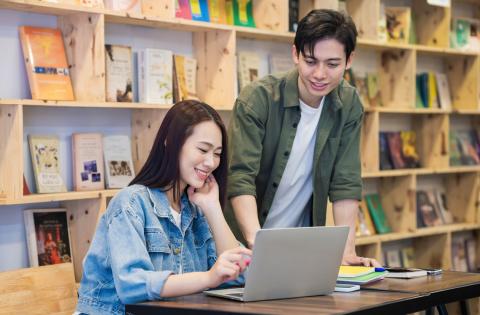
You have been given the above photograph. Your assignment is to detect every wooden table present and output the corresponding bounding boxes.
[126,290,423,315]
[126,271,480,315]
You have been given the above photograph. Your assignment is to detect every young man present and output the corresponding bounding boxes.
[226,9,379,266]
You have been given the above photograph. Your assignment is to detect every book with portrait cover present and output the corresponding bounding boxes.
[138,48,173,104]
[72,133,105,191]
[28,135,67,194]
[103,135,135,189]
[105,44,133,102]
[19,26,74,101]
[24,208,73,267]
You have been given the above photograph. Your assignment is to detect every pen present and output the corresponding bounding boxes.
[375,267,386,272]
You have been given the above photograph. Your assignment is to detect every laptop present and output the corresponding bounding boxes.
[204,226,349,302]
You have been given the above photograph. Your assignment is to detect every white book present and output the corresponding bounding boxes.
[268,54,293,74]
[103,135,135,189]
[138,49,173,104]
[104,0,141,14]
[237,51,261,91]
[435,73,452,110]
[105,45,133,102]
[24,208,73,267]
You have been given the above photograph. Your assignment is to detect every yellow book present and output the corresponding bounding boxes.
[338,266,375,278]
[209,0,227,24]
[427,72,439,108]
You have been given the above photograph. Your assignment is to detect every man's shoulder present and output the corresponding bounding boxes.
[236,71,291,108]
[334,79,363,112]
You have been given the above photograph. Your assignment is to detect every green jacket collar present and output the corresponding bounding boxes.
[284,69,343,112]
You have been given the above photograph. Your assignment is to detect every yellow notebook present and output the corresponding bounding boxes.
[338,266,375,278]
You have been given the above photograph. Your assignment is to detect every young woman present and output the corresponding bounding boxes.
[75,100,251,315]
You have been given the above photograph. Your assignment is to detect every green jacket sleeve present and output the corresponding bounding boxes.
[227,96,268,199]
[328,92,363,202]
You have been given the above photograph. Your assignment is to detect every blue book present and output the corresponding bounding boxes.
[190,0,210,22]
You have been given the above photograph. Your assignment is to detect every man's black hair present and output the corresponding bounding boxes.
[294,9,358,61]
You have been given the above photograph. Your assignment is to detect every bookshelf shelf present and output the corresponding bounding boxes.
[0,190,120,206]
[0,99,174,109]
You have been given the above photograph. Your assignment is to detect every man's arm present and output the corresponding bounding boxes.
[333,199,380,267]
[230,195,261,248]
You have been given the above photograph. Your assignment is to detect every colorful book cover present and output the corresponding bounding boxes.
[190,0,210,22]
[173,55,198,102]
[379,132,393,170]
[386,132,406,169]
[72,133,105,191]
[427,72,439,108]
[175,0,192,19]
[417,73,429,108]
[366,73,382,107]
[24,208,72,267]
[28,135,67,194]
[105,45,133,102]
[337,271,388,285]
[138,48,173,104]
[338,266,374,278]
[356,199,376,237]
[400,131,420,168]
[449,131,462,166]
[385,6,411,44]
[233,0,255,28]
[19,26,74,101]
[365,194,392,234]
[416,190,442,227]
[456,130,480,165]
[453,18,470,49]
[208,0,227,24]
[225,0,234,25]
[353,73,369,107]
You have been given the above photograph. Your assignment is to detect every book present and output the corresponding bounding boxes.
[401,247,415,268]
[138,48,173,104]
[175,0,192,19]
[433,190,453,224]
[400,131,420,168]
[190,0,210,22]
[104,0,141,14]
[237,51,261,91]
[456,130,480,165]
[356,199,376,237]
[449,131,462,166]
[289,0,299,32]
[337,271,388,285]
[232,0,255,28]
[105,45,133,102]
[386,132,406,169]
[338,266,375,278]
[365,194,392,234]
[208,0,227,24]
[268,55,293,75]
[416,190,442,227]
[103,135,135,189]
[72,133,105,191]
[379,132,393,170]
[427,72,439,108]
[435,73,452,110]
[385,249,402,267]
[385,7,411,44]
[366,73,382,107]
[23,175,31,195]
[28,135,67,194]
[24,208,72,267]
[452,18,471,50]
[19,26,74,101]
[173,55,198,102]
[452,236,468,272]
[465,237,477,272]
[384,267,427,279]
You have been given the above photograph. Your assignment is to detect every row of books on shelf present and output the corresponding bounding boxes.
[175,0,255,28]
[27,133,135,194]
[416,72,451,110]
[379,131,420,170]
[355,189,454,237]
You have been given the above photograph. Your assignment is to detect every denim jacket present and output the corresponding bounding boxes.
[76,185,219,315]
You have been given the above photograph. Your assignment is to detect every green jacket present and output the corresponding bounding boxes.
[226,69,363,237]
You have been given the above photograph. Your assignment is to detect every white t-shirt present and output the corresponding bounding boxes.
[169,206,183,273]
[263,97,324,228]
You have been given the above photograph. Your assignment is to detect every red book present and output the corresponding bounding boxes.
[175,0,192,19]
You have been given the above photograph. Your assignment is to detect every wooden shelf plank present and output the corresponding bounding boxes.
[356,223,480,245]
[414,44,479,56]
[362,169,419,178]
[0,190,120,205]
[452,109,480,115]
[0,0,104,15]
[0,99,173,109]
[375,107,451,114]
[362,166,480,178]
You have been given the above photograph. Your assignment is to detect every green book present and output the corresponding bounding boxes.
[365,194,392,234]
[233,0,255,28]
[337,271,388,285]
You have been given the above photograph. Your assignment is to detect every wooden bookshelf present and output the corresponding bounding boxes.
[0,0,480,286]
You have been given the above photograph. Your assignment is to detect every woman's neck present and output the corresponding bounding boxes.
[166,188,181,213]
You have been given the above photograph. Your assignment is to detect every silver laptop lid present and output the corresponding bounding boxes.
[242,226,349,301]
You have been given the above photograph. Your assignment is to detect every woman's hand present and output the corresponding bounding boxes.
[187,175,222,216]
[206,247,252,288]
